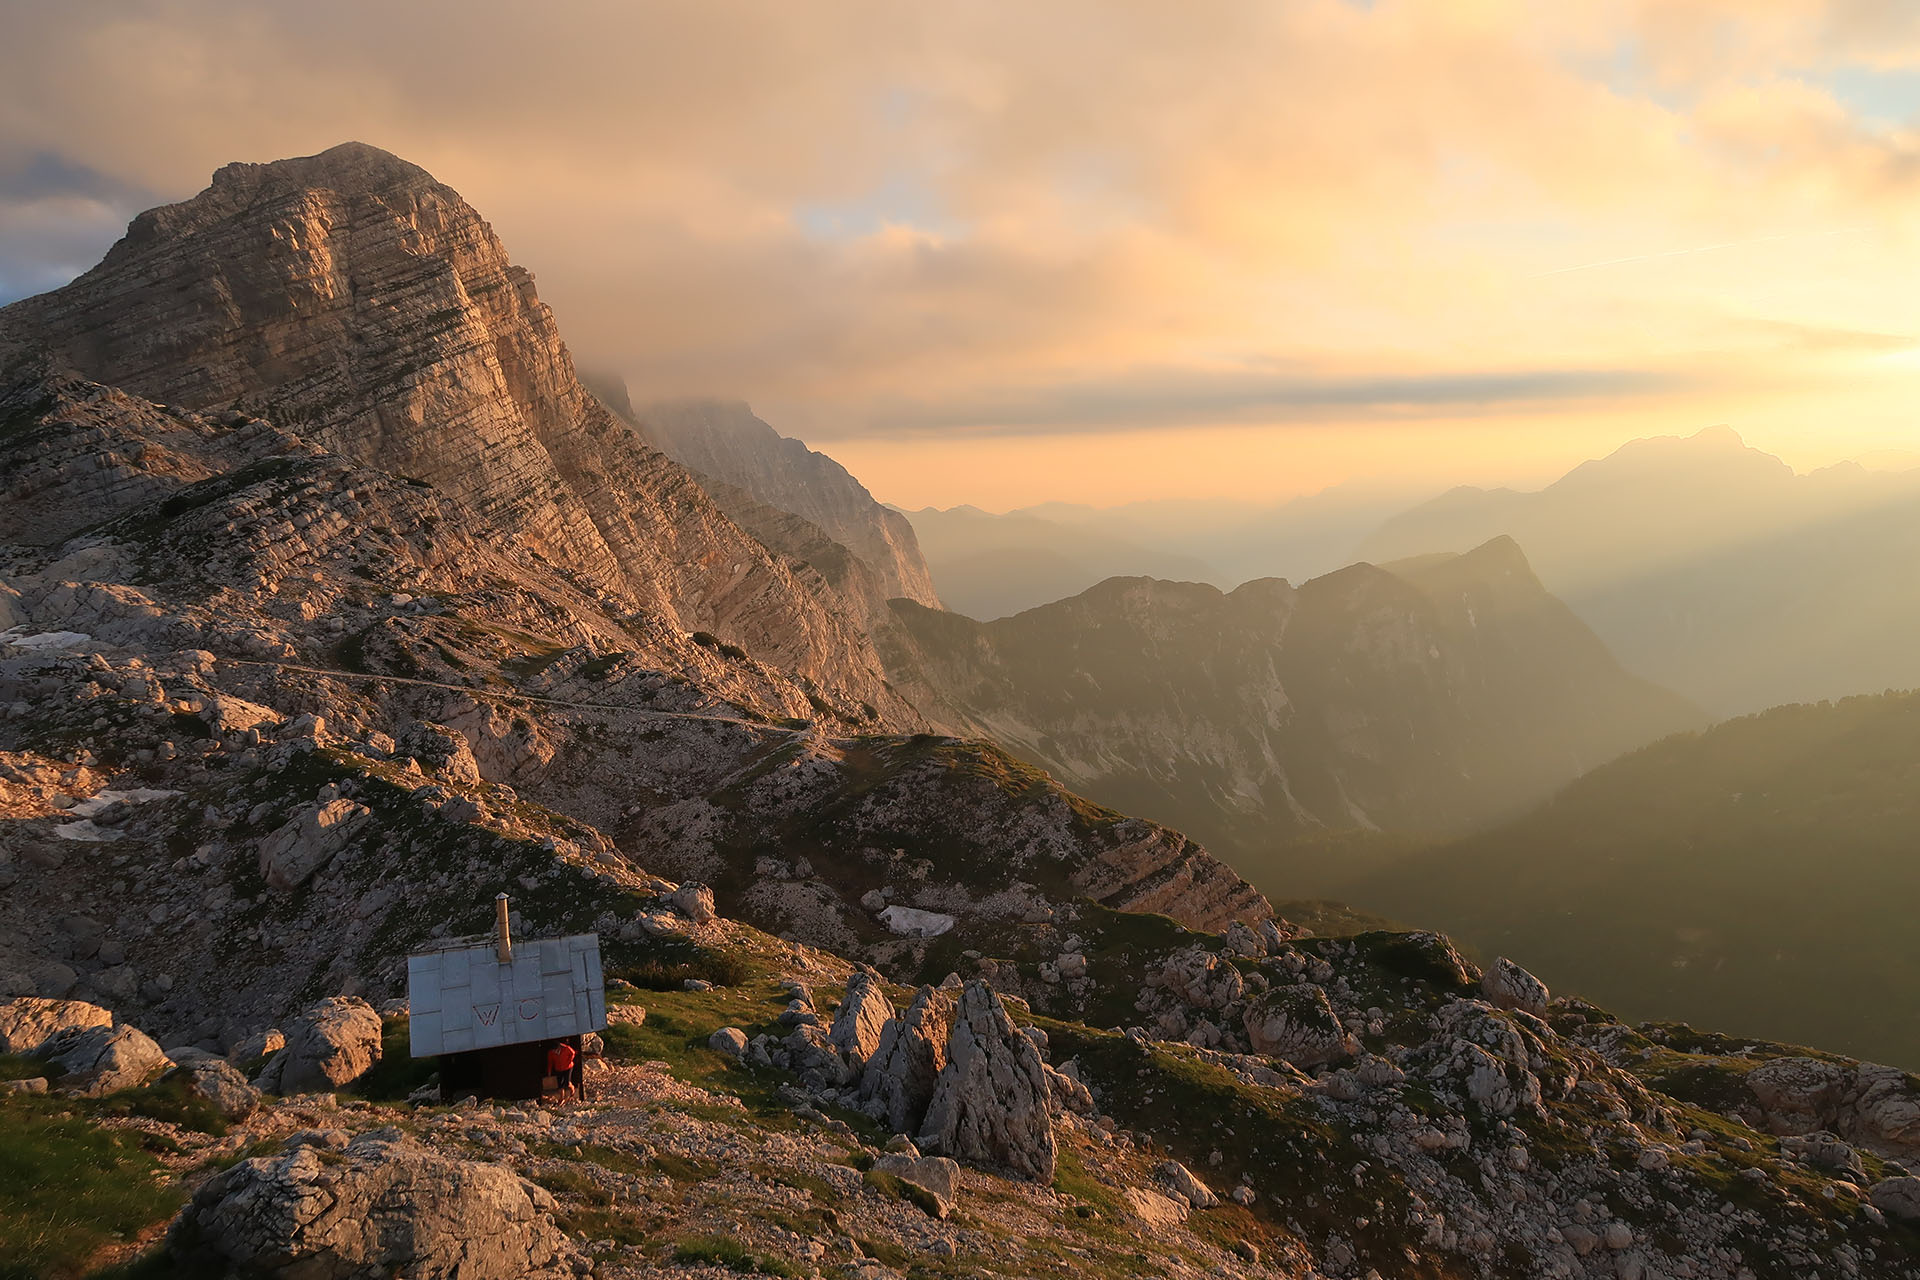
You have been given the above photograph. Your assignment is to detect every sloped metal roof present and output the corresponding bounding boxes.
[406,933,606,1057]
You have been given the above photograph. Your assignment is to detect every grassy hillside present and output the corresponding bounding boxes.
[1331,690,1920,1069]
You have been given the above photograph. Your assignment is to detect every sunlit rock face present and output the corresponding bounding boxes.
[0,142,906,722]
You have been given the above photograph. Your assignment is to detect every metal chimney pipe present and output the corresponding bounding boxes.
[495,893,512,964]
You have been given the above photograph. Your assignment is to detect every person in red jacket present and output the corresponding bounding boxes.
[545,1039,577,1102]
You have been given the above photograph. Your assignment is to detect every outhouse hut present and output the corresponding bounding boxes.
[406,894,607,1100]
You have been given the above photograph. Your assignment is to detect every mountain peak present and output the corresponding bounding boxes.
[209,141,432,195]
[1689,423,1746,449]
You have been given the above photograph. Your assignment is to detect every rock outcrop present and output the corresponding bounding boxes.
[0,996,112,1054]
[918,982,1057,1182]
[255,996,382,1094]
[1482,957,1550,1018]
[828,969,896,1070]
[859,986,953,1133]
[0,142,908,725]
[1745,1056,1920,1161]
[1242,984,1356,1068]
[257,798,371,891]
[168,1129,578,1278]
[37,1022,170,1095]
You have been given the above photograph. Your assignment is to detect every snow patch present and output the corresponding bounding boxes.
[1,628,92,651]
[878,905,956,938]
[53,788,182,841]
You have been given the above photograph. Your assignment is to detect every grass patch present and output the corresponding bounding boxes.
[852,1237,912,1269]
[651,1151,720,1183]
[90,1074,227,1137]
[670,1235,799,1275]
[863,1168,943,1217]
[612,951,754,990]
[0,1097,182,1280]
[348,1018,439,1102]
[560,1207,654,1249]
[0,1056,59,1084]
[533,1166,612,1206]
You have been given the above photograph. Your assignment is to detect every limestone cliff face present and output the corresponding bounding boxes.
[0,142,904,721]
[630,398,941,610]
[883,538,1703,852]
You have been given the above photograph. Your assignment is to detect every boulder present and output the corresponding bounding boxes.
[37,1023,170,1095]
[0,996,112,1054]
[1157,1159,1219,1209]
[163,1057,260,1121]
[1122,1185,1190,1227]
[1221,921,1264,958]
[871,1153,961,1218]
[1153,947,1245,1011]
[859,986,952,1132]
[1481,957,1550,1018]
[668,881,716,923]
[708,1027,748,1057]
[230,1027,285,1065]
[1044,1063,1096,1116]
[828,969,897,1069]
[255,996,382,1093]
[258,799,371,891]
[917,981,1057,1182]
[395,721,484,785]
[1243,984,1356,1068]
[1375,931,1478,989]
[1871,1177,1920,1222]
[1747,1057,1851,1135]
[168,1129,579,1278]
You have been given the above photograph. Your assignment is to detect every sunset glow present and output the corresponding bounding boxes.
[4,0,1918,506]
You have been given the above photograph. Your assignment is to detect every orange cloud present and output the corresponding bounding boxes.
[2,0,1917,505]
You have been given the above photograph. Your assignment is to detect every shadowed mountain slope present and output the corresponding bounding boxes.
[882,536,1701,856]
[1359,427,1920,715]
[1334,689,1920,1069]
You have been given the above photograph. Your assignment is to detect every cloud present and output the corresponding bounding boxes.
[845,366,1694,437]
[2,1,1918,497]
[0,148,157,304]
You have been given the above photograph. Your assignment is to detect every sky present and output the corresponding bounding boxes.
[4,0,1920,509]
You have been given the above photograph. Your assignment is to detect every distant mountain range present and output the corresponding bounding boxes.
[882,535,1701,853]
[908,429,1920,716]
[1327,690,1920,1069]
[903,486,1419,621]
[1359,427,1920,715]
[899,504,1218,620]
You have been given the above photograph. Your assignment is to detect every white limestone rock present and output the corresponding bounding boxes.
[255,996,382,1093]
[168,1129,580,1278]
[917,981,1057,1182]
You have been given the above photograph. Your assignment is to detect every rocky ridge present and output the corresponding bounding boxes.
[0,142,908,726]
[882,537,1702,853]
